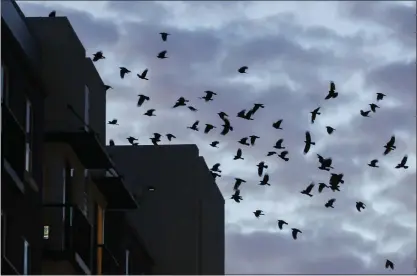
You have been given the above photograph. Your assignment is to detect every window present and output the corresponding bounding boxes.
[43,226,50,239]
[82,169,88,216]
[23,238,30,275]
[1,63,9,104]
[24,99,33,173]
[125,250,130,275]
[84,85,90,132]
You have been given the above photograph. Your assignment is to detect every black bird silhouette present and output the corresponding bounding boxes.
[160,32,170,42]
[104,85,112,91]
[301,183,314,197]
[318,183,328,193]
[173,97,189,108]
[218,112,228,120]
[325,198,336,208]
[157,50,168,59]
[108,119,119,125]
[204,124,216,134]
[144,109,156,116]
[267,151,277,156]
[278,151,289,162]
[304,131,315,154]
[238,137,250,146]
[368,159,379,168]
[360,110,371,117]
[109,139,115,146]
[383,136,396,155]
[166,134,176,141]
[250,103,264,114]
[385,259,394,270]
[234,148,244,160]
[395,155,408,169]
[137,94,150,107]
[211,171,221,180]
[237,109,254,120]
[277,220,288,230]
[127,136,138,145]
[377,93,386,101]
[249,135,260,146]
[257,162,268,177]
[356,201,366,212]
[325,81,338,100]
[233,178,246,191]
[310,107,321,124]
[153,133,162,141]
[48,10,56,17]
[188,121,199,131]
[274,139,285,149]
[200,91,217,102]
[369,103,380,113]
[119,67,131,79]
[291,228,302,240]
[93,51,105,62]
[220,118,234,135]
[326,126,335,135]
[329,173,344,186]
[211,163,221,173]
[317,154,334,171]
[259,174,270,186]
[253,210,264,218]
[272,119,283,130]
[188,106,198,112]
[329,183,341,192]
[137,69,149,80]
[231,189,243,203]
[238,66,248,73]
[210,141,220,148]
[150,137,160,146]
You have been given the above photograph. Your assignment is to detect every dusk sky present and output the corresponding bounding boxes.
[19,1,416,274]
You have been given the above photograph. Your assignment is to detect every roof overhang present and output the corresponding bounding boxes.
[93,176,138,210]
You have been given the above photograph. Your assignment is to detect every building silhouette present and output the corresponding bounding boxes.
[1,0,225,274]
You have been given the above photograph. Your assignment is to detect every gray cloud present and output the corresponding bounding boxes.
[19,1,416,274]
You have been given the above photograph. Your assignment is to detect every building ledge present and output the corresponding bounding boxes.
[45,131,114,169]
[92,176,138,210]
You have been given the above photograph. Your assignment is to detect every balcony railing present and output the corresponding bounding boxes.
[43,204,92,272]
[98,243,120,275]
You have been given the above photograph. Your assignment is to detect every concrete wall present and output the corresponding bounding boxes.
[26,17,87,133]
[106,145,225,275]
[84,58,106,145]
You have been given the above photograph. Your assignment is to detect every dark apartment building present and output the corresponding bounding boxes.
[2,1,153,274]
[106,145,225,275]
[2,1,225,275]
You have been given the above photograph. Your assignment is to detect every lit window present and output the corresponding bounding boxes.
[23,239,30,275]
[84,85,90,132]
[25,143,32,173]
[125,250,130,275]
[43,226,50,239]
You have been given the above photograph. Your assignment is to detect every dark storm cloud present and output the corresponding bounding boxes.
[340,1,416,49]
[18,2,121,49]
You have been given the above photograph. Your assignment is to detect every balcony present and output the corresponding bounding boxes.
[42,204,92,274]
[2,225,27,275]
[92,174,137,210]
[1,103,26,193]
[97,243,120,275]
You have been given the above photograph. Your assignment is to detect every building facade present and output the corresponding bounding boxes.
[106,145,225,275]
[2,1,153,274]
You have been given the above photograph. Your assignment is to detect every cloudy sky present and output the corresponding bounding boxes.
[19,1,416,274]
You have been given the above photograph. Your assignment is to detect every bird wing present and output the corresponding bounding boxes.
[237,149,242,156]
[330,81,335,91]
[120,70,124,79]
[233,181,240,191]
[305,131,311,143]
[142,69,148,77]
[306,183,314,193]
[291,230,298,239]
[263,174,269,182]
[257,166,262,176]
[389,136,395,145]
[329,198,336,204]
[303,143,310,154]
[401,155,408,164]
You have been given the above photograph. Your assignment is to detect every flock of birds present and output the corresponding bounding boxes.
[45,8,412,270]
